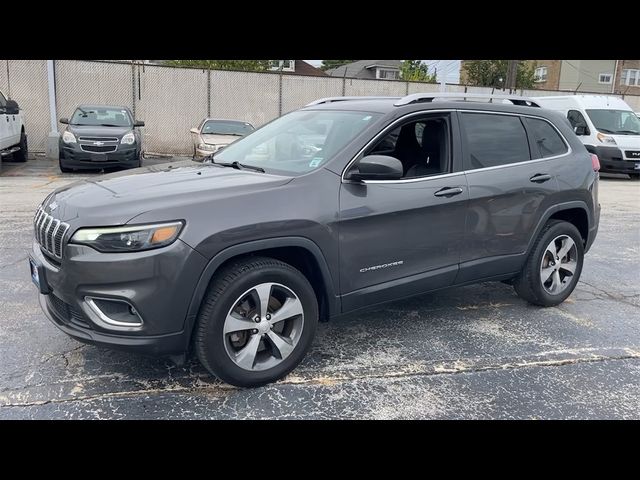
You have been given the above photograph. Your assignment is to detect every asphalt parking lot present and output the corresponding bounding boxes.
[0,156,639,419]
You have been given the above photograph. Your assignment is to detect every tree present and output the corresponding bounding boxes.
[463,60,537,89]
[165,60,271,71]
[400,60,437,83]
[320,60,357,71]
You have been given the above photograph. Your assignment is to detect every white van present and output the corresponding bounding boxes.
[535,95,640,178]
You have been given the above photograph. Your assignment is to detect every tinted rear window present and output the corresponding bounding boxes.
[462,113,530,169]
[524,117,568,158]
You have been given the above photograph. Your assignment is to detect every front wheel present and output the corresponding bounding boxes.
[513,220,584,307]
[194,257,318,387]
[630,173,640,180]
[13,130,28,162]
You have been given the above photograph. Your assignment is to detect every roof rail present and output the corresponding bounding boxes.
[394,92,541,107]
[306,96,397,106]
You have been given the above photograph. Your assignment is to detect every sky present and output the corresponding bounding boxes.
[304,60,461,83]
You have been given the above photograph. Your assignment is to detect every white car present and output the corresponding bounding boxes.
[190,118,254,160]
[535,95,640,178]
[0,89,27,162]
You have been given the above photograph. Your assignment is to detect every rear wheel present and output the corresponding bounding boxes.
[195,257,318,387]
[513,220,584,307]
[12,130,28,162]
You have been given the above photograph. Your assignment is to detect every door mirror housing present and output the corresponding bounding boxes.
[190,127,199,134]
[347,155,404,181]
[5,99,19,115]
[574,124,589,136]
[59,117,69,124]
[134,120,145,127]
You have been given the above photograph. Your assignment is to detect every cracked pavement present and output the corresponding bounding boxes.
[1,157,639,419]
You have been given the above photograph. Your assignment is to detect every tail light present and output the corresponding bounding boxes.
[591,154,600,172]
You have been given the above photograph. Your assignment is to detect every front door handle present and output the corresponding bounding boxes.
[530,173,551,183]
[434,187,464,198]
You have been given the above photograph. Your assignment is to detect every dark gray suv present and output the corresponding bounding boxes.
[29,93,601,387]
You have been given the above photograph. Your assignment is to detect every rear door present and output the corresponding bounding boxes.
[457,111,560,283]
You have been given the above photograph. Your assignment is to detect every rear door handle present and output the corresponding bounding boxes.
[434,187,464,198]
[530,173,551,183]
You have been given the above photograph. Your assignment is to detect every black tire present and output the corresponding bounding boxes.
[59,157,72,173]
[513,220,584,307]
[195,256,318,387]
[12,130,28,162]
[630,173,640,180]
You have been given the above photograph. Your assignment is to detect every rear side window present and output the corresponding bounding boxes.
[524,117,568,158]
[462,113,530,169]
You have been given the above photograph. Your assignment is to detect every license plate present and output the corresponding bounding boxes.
[30,258,40,289]
[91,154,108,162]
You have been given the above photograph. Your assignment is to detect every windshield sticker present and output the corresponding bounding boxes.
[309,157,323,168]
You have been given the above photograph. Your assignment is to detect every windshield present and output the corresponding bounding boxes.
[212,110,381,175]
[70,107,132,127]
[202,120,254,136]
[586,109,640,135]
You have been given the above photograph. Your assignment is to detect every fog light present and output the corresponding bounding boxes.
[84,296,143,331]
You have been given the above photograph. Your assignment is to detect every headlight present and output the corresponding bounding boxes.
[198,143,218,152]
[70,221,184,253]
[596,132,617,145]
[62,131,77,144]
[121,132,136,145]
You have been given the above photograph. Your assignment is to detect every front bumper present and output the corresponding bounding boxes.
[590,145,640,174]
[60,143,140,169]
[32,237,208,356]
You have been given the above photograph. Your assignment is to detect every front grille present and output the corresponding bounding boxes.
[34,207,70,259]
[625,150,640,159]
[80,145,118,153]
[78,137,118,143]
[47,294,90,329]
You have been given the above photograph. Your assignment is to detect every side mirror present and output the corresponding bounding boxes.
[5,99,19,115]
[346,155,404,181]
[574,125,588,136]
[134,120,145,127]
[59,117,69,124]
[189,127,199,134]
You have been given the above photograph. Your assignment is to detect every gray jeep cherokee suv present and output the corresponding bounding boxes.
[29,93,601,387]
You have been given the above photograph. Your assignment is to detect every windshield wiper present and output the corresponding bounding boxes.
[205,157,265,173]
[597,128,616,134]
[615,130,640,135]
[99,123,124,127]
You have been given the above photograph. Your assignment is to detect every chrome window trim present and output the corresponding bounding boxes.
[341,108,572,185]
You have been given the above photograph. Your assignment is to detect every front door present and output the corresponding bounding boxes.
[0,91,10,150]
[338,112,468,312]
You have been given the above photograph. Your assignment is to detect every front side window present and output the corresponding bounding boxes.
[202,120,254,136]
[586,109,640,135]
[366,115,451,179]
[213,110,381,175]
[567,110,590,135]
[462,113,530,169]
[524,117,568,158]
[534,66,548,82]
[70,107,132,127]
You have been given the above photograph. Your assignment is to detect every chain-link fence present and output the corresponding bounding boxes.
[2,60,640,155]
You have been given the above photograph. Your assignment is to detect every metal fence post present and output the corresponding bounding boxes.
[405,81,409,95]
[342,77,346,96]
[46,60,59,159]
[131,62,136,118]
[5,61,9,98]
[278,72,283,116]
[207,69,211,117]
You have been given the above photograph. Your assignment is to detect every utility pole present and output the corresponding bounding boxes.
[505,60,518,91]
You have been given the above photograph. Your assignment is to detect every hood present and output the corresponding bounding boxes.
[67,124,132,138]
[44,160,292,226]
[608,134,640,149]
[200,133,242,146]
